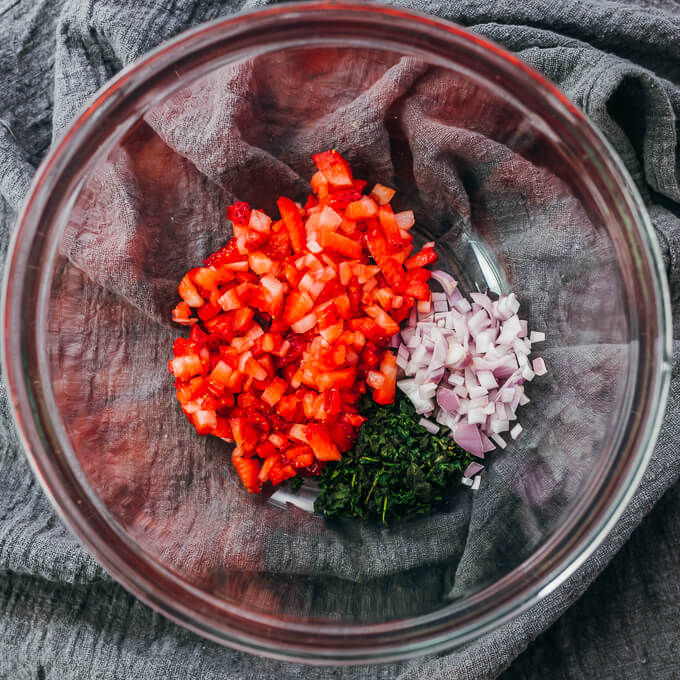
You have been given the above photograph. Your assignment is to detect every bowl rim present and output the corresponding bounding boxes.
[1,0,672,664]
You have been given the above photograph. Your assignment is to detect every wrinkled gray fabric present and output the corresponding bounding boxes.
[1,1,679,679]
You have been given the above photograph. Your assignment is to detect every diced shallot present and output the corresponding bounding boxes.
[430,270,458,297]
[419,417,439,435]
[532,357,547,376]
[394,268,546,477]
[464,462,485,478]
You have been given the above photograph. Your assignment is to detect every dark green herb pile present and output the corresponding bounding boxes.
[313,394,474,523]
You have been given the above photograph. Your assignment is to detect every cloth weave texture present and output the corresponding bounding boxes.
[1,1,679,679]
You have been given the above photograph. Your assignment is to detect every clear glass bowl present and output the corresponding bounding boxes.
[2,1,671,665]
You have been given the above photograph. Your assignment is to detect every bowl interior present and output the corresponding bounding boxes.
[9,5,668,662]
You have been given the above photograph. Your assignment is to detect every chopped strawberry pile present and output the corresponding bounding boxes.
[169,150,437,493]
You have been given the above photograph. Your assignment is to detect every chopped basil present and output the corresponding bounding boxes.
[314,394,473,523]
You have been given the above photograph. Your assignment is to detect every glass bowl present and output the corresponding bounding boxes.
[2,1,671,665]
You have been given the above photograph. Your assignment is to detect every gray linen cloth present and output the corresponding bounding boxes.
[1,1,679,678]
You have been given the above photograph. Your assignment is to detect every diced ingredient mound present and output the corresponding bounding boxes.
[313,394,474,522]
[169,150,437,493]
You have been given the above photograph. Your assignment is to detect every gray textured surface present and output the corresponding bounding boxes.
[0,1,679,678]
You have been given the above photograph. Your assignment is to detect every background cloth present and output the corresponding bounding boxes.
[1,0,679,678]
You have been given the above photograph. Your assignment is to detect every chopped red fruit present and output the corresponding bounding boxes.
[312,150,354,188]
[232,450,261,493]
[404,247,438,270]
[372,351,397,405]
[277,196,306,253]
[378,205,404,250]
[306,424,342,461]
[226,201,252,226]
[170,150,437,493]
[370,184,396,205]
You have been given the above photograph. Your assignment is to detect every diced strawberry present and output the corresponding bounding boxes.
[289,423,309,443]
[217,286,241,312]
[319,230,362,259]
[275,394,299,421]
[306,423,342,461]
[295,453,316,469]
[319,321,344,344]
[318,206,343,230]
[323,189,362,211]
[312,150,353,188]
[370,184,396,205]
[197,303,220,322]
[406,280,431,301]
[231,417,260,452]
[395,210,415,230]
[193,409,217,434]
[204,239,241,267]
[261,377,288,407]
[345,196,378,220]
[256,441,279,460]
[257,453,279,482]
[364,223,390,265]
[281,290,313,326]
[291,311,318,334]
[284,262,301,288]
[310,170,329,197]
[339,410,364,427]
[338,260,354,286]
[264,230,291,260]
[172,301,197,326]
[366,370,385,390]
[178,275,204,307]
[328,422,357,453]
[406,268,431,283]
[268,461,297,485]
[172,151,439,493]
[304,193,319,211]
[232,452,262,493]
[364,305,400,336]
[380,257,407,293]
[210,360,233,385]
[374,287,393,310]
[227,201,252,226]
[277,196,306,253]
[248,209,272,234]
[404,247,438,270]
[170,354,204,380]
[372,350,397,405]
[172,337,189,357]
[248,252,273,275]
[233,307,255,332]
[378,205,404,250]
[268,432,288,448]
[259,275,285,318]
[315,368,355,392]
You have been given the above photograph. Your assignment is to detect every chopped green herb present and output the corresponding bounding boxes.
[314,394,474,523]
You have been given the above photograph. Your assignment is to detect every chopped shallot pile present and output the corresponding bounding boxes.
[395,270,546,486]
